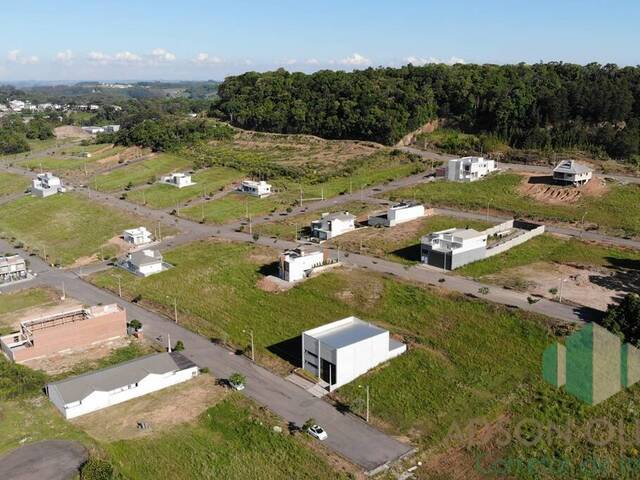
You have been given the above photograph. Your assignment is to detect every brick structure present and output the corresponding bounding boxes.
[0,304,127,363]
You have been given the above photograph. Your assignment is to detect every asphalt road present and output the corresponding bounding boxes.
[0,441,87,480]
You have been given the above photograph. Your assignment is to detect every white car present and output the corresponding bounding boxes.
[307,424,328,441]
[229,379,245,391]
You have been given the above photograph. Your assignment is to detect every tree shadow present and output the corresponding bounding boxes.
[267,336,301,367]
[390,244,421,262]
[587,256,640,299]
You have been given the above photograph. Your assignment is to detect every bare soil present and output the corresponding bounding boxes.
[53,126,91,139]
[517,173,609,205]
[72,374,226,441]
[97,146,154,167]
[486,261,627,310]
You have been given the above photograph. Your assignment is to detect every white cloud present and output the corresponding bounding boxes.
[339,52,371,66]
[284,58,297,65]
[193,52,223,65]
[7,49,39,65]
[405,55,466,66]
[55,49,74,65]
[87,51,110,65]
[115,51,142,63]
[151,48,176,62]
[304,58,320,65]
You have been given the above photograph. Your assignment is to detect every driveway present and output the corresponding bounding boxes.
[0,441,87,480]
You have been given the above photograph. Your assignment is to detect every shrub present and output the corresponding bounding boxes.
[80,458,115,480]
[173,340,185,351]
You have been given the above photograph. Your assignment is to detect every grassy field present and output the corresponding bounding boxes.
[126,166,244,209]
[181,192,290,224]
[0,193,160,266]
[0,172,29,197]
[106,395,349,479]
[90,240,554,446]
[0,287,59,317]
[93,153,192,192]
[387,173,640,238]
[17,144,127,175]
[457,234,640,279]
[329,214,493,264]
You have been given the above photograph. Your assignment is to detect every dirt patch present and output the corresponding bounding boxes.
[72,374,226,442]
[97,146,154,167]
[518,173,608,205]
[54,126,91,139]
[333,269,385,310]
[23,337,137,375]
[0,293,75,330]
[486,261,627,310]
[256,275,293,293]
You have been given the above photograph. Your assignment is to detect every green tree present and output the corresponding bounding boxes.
[602,293,640,345]
[80,458,115,480]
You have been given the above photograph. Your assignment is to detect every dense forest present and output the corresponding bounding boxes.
[0,115,54,154]
[213,63,640,161]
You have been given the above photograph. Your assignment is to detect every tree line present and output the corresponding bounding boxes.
[0,115,54,154]
[213,63,640,161]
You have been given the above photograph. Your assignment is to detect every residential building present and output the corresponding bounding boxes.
[160,172,196,189]
[120,249,168,277]
[32,172,65,198]
[103,124,120,133]
[311,212,356,240]
[81,126,104,134]
[302,317,406,391]
[240,180,272,198]
[368,202,425,227]
[421,220,545,270]
[0,304,126,364]
[46,352,199,419]
[553,160,593,186]
[446,156,496,182]
[9,100,25,112]
[279,246,326,282]
[0,255,28,285]
[123,227,152,246]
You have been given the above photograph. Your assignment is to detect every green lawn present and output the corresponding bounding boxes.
[0,193,159,266]
[107,395,347,480]
[0,287,59,316]
[17,145,126,175]
[93,153,193,192]
[329,214,493,264]
[457,234,640,279]
[90,240,553,445]
[0,172,29,197]
[181,192,290,224]
[126,166,244,209]
[387,173,640,238]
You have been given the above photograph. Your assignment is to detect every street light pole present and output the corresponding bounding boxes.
[243,329,255,362]
[359,385,370,422]
[580,211,588,238]
[116,275,122,298]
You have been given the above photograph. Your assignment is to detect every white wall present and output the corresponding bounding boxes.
[388,205,424,226]
[52,367,199,419]
[334,333,390,389]
[283,252,323,282]
[139,262,163,276]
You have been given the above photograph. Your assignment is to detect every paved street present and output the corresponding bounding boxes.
[0,441,87,480]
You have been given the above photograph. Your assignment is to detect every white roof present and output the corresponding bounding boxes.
[124,227,151,236]
[304,317,387,349]
[553,160,592,175]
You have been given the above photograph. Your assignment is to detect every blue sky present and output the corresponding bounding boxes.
[1,0,638,81]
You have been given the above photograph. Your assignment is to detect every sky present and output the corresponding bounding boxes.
[1,0,638,82]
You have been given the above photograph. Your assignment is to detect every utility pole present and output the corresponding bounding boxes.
[559,278,566,303]
[157,222,162,241]
[61,281,66,300]
[486,199,491,222]
[173,297,178,323]
[243,329,255,362]
[359,385,370,422]
[167,333,172,352]
[116,275,122,298]
[580,211,588,238]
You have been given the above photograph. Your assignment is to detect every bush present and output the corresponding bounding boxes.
[80,458,115,480]
[173,340,185,351]
[0,360,47,401]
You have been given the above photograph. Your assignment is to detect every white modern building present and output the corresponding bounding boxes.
[368,202,425,227]
[0,255,29,285]
[46,352,199,419]
[552,160,593,186]
[302,317,406,391]
[32,172,65,198]
[81,126,105,134]
[311,212,356,241]
[123,227,152,246]
[120,249,169,277]
[103,124,121,133]
[421,228,488,270]
[240,180,272,198]
[160,172,196,189]
[446,157,497,182]
[279,246,325,282]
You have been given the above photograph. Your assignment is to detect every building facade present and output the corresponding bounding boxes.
[279,246,325,282]
[0,255,28,285]
[446,157,496,182]
[311,212,356,240]
[552,160,593,186]
[302,317,406,391]
[368,202,425,227]
[123,227,152,246]
[32,172,65,198]
[240,180,272,198]
[421,228,488,270]
[160,173,196,189]
[0,304,127,363]
[121,249,166,277]
[47,352,199,419]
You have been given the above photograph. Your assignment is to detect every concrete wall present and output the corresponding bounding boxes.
[12,309,127,363]
[334,333,390,389]
[485,224,545,258]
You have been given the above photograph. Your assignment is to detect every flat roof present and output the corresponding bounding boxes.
[47,352,196,405]
[304,316,387,349]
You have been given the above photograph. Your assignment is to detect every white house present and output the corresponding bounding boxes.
[302,317,406,391]
[240,180,272,198]
[421,228,488,270]
[160,172,196,189]
[123,227,152,246]
[368,202,425,227]
[0,254,28,285]
[32,172,65,198]
[46,352,199,419]
[311,212,356,241]
[552,160,593,186]
[103,124,121,133]
[446,157,496,182]
[279,246,325,282]
[121,249,168,277]
[81,126,105,134]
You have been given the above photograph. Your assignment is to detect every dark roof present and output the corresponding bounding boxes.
[47,352,196,405]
